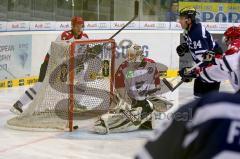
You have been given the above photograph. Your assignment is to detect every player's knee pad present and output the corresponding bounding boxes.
[147,97,173,129]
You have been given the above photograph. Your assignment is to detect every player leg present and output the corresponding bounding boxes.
[10,54,49,114]
[193,78,220,97]
[132,99,153,129]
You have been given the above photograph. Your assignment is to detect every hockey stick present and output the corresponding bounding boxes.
[109,0,139,39]
[162,62,203,92]
[110,89,152,128]
[120,109,141,125]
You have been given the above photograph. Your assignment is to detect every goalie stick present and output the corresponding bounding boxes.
[162,62,203,92]
[120,108,152,129]
[118,87,166,128]
[109,0,139,39]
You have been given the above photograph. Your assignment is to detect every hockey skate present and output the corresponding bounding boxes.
[10,101,23,115]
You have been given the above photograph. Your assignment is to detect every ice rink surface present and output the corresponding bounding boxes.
[0,81,233,159]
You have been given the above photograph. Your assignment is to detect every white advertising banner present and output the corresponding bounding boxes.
[0,21,237,31]
[110,21,140,30]
[7,21,30,31]
[202,22,233,31]
[139,21,170,30]
[0,22,7,32]
[170,22,182,30]
[30,21,56,31]
[233,23,240,27]
[55,21,71,31]
[85,21,111,30]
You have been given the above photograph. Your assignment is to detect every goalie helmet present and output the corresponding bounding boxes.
[71,16,84,26]
[126,44,144,63]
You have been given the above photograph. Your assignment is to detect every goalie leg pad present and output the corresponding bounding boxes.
[148,96,173,112]
[148,97,174,129]
[94,107,144,134]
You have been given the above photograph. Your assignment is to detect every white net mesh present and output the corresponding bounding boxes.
[7,39,115,131]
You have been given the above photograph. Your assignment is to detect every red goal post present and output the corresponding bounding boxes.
[6,39,116,132]
[69,39,116,131]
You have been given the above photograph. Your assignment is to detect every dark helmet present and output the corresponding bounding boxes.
[179,7,197,21]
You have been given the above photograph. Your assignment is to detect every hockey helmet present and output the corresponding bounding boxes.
[126,44,144,63]
[179,7,197,21]
[71,16,84,26]
[224,26,240,38]
[223,26,240,45]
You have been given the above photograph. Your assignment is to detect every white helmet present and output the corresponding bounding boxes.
[126,44,144,63]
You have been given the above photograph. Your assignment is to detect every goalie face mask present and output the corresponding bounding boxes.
[127,53,143,62]
[127,44,144,63]
[72,24,84,36]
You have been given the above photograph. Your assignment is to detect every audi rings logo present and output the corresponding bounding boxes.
[128,22,136,28]
[98,23,107,29]
[156,23,167,29]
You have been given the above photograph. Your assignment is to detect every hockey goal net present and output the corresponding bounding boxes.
[7,39,116,131]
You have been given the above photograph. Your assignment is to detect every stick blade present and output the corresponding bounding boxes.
[162,78,174,91]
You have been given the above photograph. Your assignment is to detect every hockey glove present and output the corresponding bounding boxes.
[176,43,189,57]
[202,50,216,66]
[179,67,197,83]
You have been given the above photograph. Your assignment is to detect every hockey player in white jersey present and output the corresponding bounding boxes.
[10,16,89,114]
[199,26,240,93]
[94,43,173,134]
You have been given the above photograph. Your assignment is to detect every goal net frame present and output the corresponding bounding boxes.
[6,39,116,132]
[68,39,116,131]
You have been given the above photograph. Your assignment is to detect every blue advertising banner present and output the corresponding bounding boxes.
[0,35,32,80]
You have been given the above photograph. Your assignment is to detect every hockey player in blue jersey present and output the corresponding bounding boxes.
[136,92,240,159]
[176,7,223,97]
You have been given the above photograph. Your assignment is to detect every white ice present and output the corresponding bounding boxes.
[0,81,233,159]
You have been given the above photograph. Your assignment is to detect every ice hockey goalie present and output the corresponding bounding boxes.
[94,43,173,134]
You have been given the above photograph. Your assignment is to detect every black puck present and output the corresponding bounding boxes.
[73,125,79,129]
